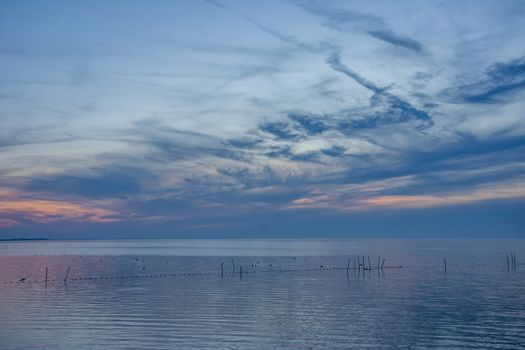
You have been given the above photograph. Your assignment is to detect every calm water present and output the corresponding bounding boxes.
[0,239,524,349]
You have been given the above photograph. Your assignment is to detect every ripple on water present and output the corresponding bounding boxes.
[1,240,525,349]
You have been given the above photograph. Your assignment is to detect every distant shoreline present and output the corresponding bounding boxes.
[0,237,523,241]
[0,238,49,242]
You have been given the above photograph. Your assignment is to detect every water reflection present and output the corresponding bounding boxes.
[0,240,524,349]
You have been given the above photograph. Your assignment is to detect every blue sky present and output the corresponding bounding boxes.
[1,0,524,238]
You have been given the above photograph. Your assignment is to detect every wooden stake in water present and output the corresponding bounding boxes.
[346,258,351,279]
[444,258,447,273]
[239,265,243,279]
[381,258,385,270]
[64,266,70,284]
[377,256,380,270]
[220,263,224,278]
[231,258,236,275]
[368,256,371,270]
[507,254,510,270]
[45,267,48,288]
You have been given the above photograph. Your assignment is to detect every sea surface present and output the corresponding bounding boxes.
[0,239,524,349]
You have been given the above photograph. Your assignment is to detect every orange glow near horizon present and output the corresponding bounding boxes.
[0,198,122,226]
[285,182,525,212]
[1,180,524,227]
[360,185,525,209]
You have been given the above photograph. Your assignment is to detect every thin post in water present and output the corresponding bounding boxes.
[444,258,447,273]
[231,258,236,275]
[381,258,385,270]
[368,256,371,270]
[507,254,510,270]
[346,258,351,279]
[64,266,71,284]
[220,262,224,278]
[45,267,48,288]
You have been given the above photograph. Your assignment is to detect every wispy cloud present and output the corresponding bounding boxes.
[289,0,425,52]
[326,52,433,130]
[281,176,525,212]
[441,56,525,103]
[0,188,123,225]
[0,0,523,236]
[26,171,142,199]
[367,29,423,52]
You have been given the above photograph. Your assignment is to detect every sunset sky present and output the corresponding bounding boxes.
[1,0,524,238]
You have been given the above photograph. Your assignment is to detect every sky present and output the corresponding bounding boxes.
[0,0,524,239]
